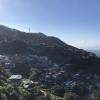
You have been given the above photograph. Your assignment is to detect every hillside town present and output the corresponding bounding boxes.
[0,54,100,100]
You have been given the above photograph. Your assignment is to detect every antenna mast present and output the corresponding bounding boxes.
[29,27,30,33]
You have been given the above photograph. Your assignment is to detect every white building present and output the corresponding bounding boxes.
[9,75,22,84]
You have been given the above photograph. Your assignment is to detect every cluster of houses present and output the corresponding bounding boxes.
[64,72,100,92]
[9,74,39,89]
[35,65,100,93]
[39,67,66,85]
[0,55,15,72]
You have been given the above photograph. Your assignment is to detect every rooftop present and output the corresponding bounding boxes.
[9,75,22,80]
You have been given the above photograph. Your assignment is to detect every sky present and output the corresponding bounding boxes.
[0,0,100,50]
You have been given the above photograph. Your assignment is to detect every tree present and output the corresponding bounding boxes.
[91,89,100,100]
[64,92,78,100]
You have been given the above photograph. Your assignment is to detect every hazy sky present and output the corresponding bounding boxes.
[0,0,100,50]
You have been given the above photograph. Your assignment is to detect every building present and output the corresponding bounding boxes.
[9,75,22,84]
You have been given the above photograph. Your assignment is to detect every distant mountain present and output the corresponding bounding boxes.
[0,25,100,73]
[88,50,100,57]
